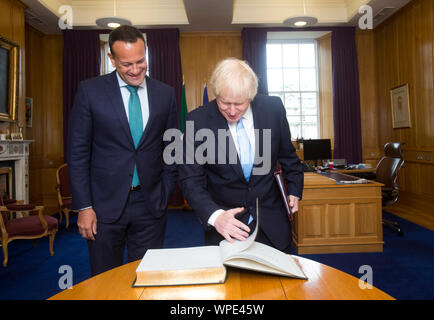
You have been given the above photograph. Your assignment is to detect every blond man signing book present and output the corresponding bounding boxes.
[179,58,303,253]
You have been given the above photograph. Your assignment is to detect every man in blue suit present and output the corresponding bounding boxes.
[179,58,303,253]
[68,26,178,276]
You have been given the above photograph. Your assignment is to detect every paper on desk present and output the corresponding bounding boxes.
[338,178,368,184]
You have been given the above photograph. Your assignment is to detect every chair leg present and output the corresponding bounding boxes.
[33,239,38,248]
[382,218,404,236]
[2,240,8,267]
[58,208,63,225]
[49,232,56,256]
[65,209,70,229]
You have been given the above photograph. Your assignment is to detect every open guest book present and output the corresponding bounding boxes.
[133,199,307,287]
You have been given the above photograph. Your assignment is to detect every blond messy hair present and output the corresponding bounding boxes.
[209,58,258,101]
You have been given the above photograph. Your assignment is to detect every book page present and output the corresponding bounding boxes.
[219,223,258,261]
[224,258,295,277]
[219,199,260,261]
[224,241,307,279]
[137,246,222,272]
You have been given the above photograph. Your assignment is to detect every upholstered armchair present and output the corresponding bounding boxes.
[0,197,57,267]
[55,164,78,228]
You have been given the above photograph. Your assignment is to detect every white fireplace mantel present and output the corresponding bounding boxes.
[0,140,33,202]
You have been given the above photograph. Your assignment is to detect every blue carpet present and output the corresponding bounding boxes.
[0,210,432,300]
[299,211,434,300]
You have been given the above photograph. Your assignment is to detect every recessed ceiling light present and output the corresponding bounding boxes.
[107,22,120,28]
[96,17,132,29]
[283,16,318,28]
[294,21,307,27]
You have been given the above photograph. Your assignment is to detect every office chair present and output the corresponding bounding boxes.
[374,142,405,236]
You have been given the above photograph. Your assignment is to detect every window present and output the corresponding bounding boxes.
[266,40,319,140]
[99,33,149,75]
[100,39,116,75]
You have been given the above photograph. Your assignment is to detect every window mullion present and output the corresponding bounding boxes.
[297,42,303,138]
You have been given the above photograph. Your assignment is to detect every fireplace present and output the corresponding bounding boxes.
[0,140,32,202]
[0,166,13,200]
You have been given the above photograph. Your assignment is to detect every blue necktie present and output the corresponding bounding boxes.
[126,85,143,187]
[236,119,254,182]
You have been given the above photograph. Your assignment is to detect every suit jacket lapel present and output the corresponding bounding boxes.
[137,76,153,147]
[104,71,134,147]
[249,98,265,186]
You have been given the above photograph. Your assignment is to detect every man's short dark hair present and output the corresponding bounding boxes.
[109,25,145,56]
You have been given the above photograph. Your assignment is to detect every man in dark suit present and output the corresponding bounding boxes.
[68,26,178,276]
[179,58,303,253]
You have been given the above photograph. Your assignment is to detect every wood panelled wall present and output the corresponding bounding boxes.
[0,0,63,212]
[25,25,63,214]
[357,0,434,209]
[356,30,381,168]
[0,0,26,137]
[179,32,242,110]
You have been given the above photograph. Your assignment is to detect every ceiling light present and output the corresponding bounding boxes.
[108,22,120,29]
[294,21,307,27]
[96,17,131,29]
[283,16,318,28]
[95,0,132,29]
[283,0,318,28]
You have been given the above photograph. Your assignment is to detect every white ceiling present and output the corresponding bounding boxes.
[21,0,412,34]
[233,0,364,24]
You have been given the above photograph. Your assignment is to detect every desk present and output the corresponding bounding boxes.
[49,256,393,300]
[293,173,383,254]
[333,168,376,174]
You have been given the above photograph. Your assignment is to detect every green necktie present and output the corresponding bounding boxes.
[126,85,143,187]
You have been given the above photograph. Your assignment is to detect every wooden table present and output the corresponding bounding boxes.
[49,256,393,300]
[293,173,383,254]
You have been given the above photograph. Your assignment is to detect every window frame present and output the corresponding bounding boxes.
[266,39,320,140]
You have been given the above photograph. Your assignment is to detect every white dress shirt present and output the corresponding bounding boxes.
[116,72,150,130]
[207,106,256,226]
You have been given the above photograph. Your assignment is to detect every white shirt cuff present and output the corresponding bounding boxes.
[207,209,225,226]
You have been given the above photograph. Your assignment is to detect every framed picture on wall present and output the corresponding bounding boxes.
[0,36,19,122]
[390,84,411,129]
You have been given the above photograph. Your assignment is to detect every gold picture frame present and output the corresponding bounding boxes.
[0,36,19,122]
[390,84,411,129]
